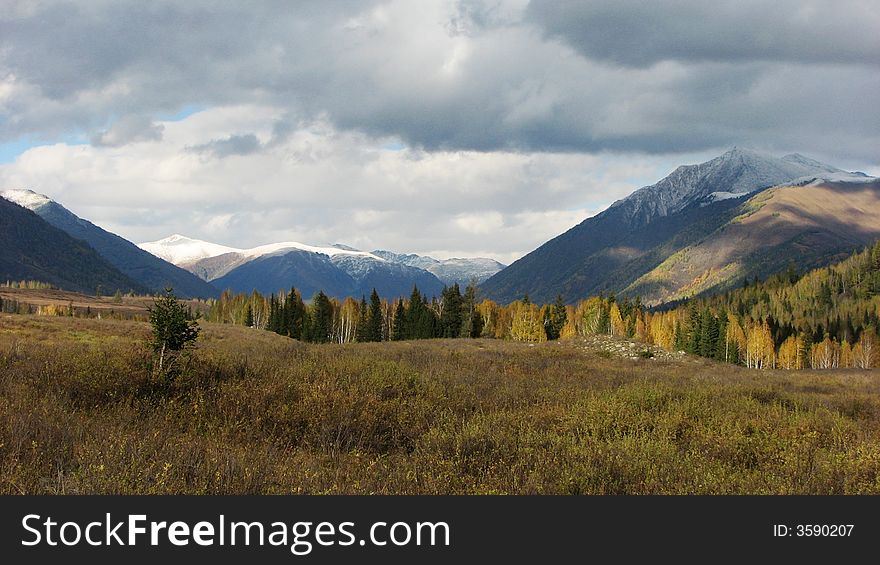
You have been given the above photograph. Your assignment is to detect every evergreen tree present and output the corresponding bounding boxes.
[405,286,423,339]
[698,308,719,358]
[439,284,463,338]
[244,303,254,328]
[284,288,307,340]
[460,283,482,338]
[309,291,333,343]
[148,287,200,380]
[356,296,369,342]
[392,299,406,341]
[367,289,383,342]
[545,294,567,340]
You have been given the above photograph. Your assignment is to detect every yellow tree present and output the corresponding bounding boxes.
[839,340,853,369]
[725,313,747,364]
[509,301,546,342]
[635,313,650,343]
[745,320,775,369]
[560,305,578,338]
[337,297,361,343]
[852,328,877,369]
[609,302,625,337]
[575,297,606,336]
[810,336,839,369]
[776,336,800,370]
[477,299,499,339]
[649,311,676,351]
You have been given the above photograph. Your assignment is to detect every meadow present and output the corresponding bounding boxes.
[2,314,880,494]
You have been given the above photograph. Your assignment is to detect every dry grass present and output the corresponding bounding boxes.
[2,314,880,494]
[0,287,209,318]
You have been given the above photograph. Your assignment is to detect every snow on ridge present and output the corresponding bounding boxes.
[707,191,747,201]
[138,235,239,265]
[246,241,385,261]
[139,234,385,265]
[1,188,53,210]
[770,171,877,190]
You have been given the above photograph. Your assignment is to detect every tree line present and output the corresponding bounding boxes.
[204,282,571,344]
[204,241,880,369]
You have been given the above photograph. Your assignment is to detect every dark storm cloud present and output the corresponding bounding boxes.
[526,0,880,67]
[0,0,877,163]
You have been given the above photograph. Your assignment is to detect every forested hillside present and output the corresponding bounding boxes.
[0,197,147,295]
[201,241,880,369]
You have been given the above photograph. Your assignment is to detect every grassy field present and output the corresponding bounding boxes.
[0,287,209,318]
[2,314,880,494]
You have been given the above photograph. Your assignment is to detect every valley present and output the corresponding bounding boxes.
[3,314,880,495]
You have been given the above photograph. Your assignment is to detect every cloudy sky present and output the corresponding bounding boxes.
[1,0,877,263]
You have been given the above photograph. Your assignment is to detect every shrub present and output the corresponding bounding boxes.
[148,288,200,382]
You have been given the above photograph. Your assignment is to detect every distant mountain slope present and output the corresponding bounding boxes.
[331,254,445,298]
[371,250,505,286]
[481,148,870,304]
[212,249,358,298]
[1,190,217,298]
[144,235,447,299]
[625,179,880,304]
[0,196,146,294]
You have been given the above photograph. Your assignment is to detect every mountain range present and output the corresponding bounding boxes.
[4,148,876,307]
[1,190,504,300]
[139,235,505,299]
[480,148,878,305]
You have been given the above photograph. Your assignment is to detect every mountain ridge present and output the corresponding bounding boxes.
[0,196,147,295]
[1,190,218,298]
[480,148,876,304]
[140,234,505,295]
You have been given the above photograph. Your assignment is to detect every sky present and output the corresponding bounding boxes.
[1,0,877,264]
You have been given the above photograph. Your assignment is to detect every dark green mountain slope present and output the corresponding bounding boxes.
[0,197,146,294]
[2,189,217,298]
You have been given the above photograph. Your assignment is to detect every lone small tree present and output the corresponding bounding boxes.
[149,287,200,380]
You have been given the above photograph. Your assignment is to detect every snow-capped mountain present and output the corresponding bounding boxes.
[1,188,54,211]
[609,148,847,224]
[0,191,146,295]
[481,148,875,304]
[1,189,217,298]
[139,234,381,268]
[372,250,505,286]
[139,235,448,298]
[138,234,240,265]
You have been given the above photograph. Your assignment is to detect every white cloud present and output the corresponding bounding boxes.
[0,105,685,260]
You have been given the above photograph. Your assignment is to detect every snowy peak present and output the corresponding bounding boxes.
[1,188,53,211]
[780,153,842,172]
[372,249,506,285]
[247,242,383,262]
[138,235,239,265]
[613,148,860,223]
[140,235,506,290]
[138,235,385,269]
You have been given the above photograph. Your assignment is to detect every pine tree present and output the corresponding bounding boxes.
[367,289,383,342]
[244,303,254,328]
[148,287,200,380]
[405,286,423,339]
[392,299,406,341]
[356,296,369,342]
[545,294,567,340]
[460,283,482,338]
[439,284,463,338]
[309,291,333,343]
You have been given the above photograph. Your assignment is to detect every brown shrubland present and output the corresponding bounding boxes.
[2,314,879,494]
